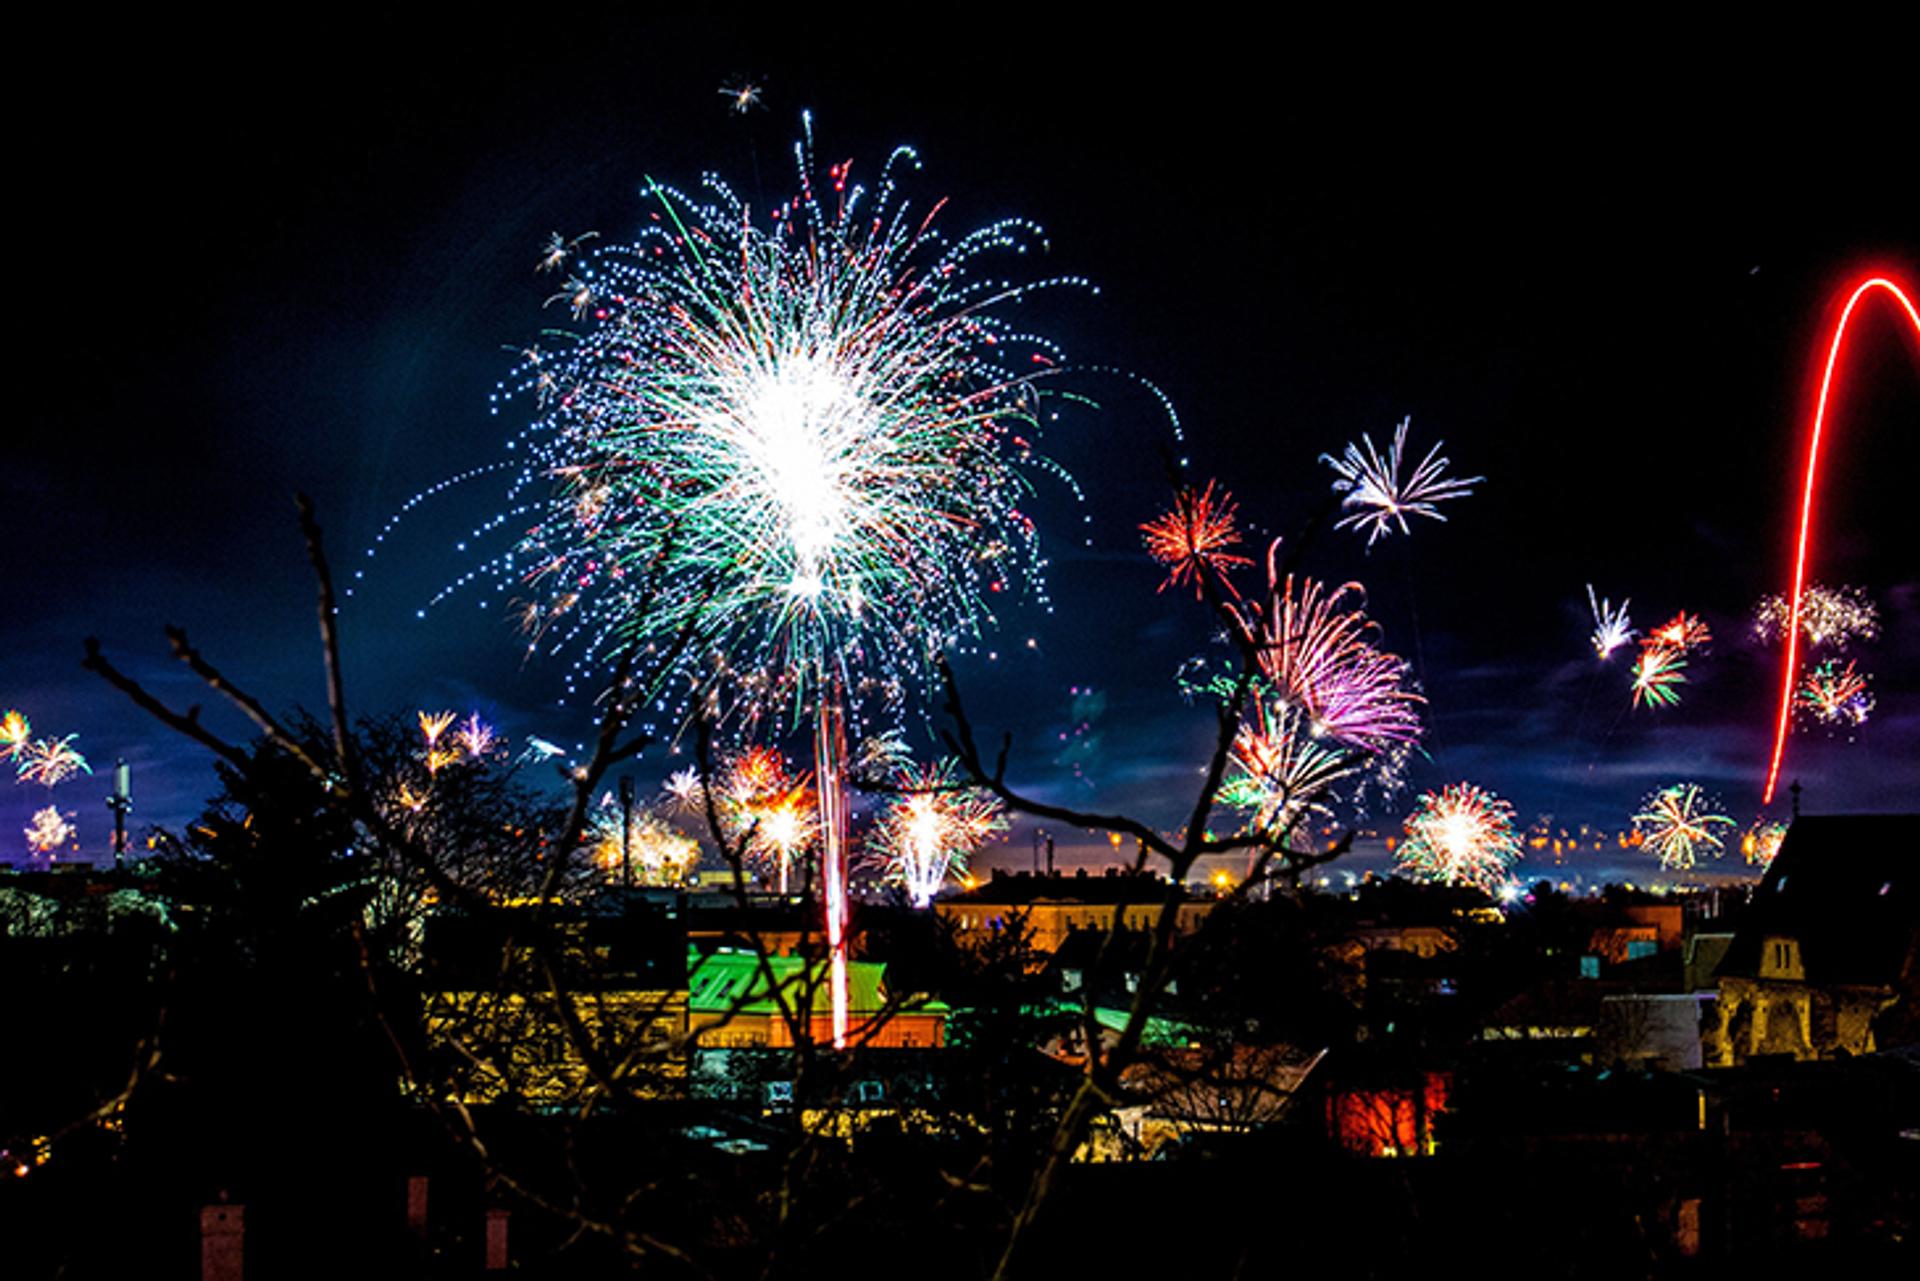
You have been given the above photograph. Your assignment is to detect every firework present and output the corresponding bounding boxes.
[1395,782,1521,893]
[868,759,1008,908]
[1321,416,1481,546]
[1252,573,1424,753]
[1195,557,1421,842]
[1741,821,1788,870]
[1632,783,1735,871]
[1217,695,1362,837]
[1141,481,1251,598]
[452,117,1084,726]
[24,806,75,854]
[1753,583,1878,650]
[719,79,764,114]
[590,800,700,886]
[1630,641,1687,709]
[1,710,30,763]
[1796,658,1873,728]
[1649,611,1710,653]
[662,766,706,812]
[15,735,90,788]
[1585,585,1634,660]
[453,713,500,759]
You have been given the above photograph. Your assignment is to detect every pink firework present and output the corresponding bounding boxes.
[1246,571,1424,754]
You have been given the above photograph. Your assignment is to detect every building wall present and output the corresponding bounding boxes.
[936,899,1213,953]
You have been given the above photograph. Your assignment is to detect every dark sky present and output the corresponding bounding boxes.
[7,19,1916,883]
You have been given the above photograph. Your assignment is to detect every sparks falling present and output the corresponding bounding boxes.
[1321,416,1482,546]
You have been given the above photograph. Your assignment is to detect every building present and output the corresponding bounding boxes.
[1703,815,1919,1067]
[420,896,690,1107]
[935,868,1214,954]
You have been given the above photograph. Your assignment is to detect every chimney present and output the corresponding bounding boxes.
[201,1201,243,1281]
[406,1175,429,1239]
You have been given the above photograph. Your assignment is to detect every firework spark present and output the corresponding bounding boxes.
[1321,416,1481,546]
[1586,585,1634,660]
[1632,783,1735,871]
[1141,480,1251,598]
[868,759,1007,908]
[1631,641,1687,709]
[1753,583,1879,650]
[1796,658,1873,727]
[1395,782,1521,893]
[24,806,75,854]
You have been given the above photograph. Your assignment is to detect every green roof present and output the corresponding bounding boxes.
[687,948,948,1017]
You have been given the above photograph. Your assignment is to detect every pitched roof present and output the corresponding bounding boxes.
[1717,815,1920,986]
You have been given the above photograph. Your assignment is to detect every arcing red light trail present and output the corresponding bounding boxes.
[1762,275,1920,805]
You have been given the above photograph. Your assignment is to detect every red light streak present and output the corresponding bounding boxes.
[1763,275,1920,805]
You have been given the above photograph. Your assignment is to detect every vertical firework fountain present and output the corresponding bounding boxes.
[430,117,1092,1047]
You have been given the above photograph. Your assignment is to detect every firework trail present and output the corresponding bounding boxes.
[1585,585,1634,660]
[867,758,1008,908]
[1394,782,1521,893]
[1632,783,1735,871]
[1763,275,1919,805]
[1321,416,1481,546]
[1796,658,1873,728]
[1753,583,1878,650]
[1630,641,1687,709]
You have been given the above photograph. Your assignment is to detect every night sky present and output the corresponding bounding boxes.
[8,19,1916,884]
